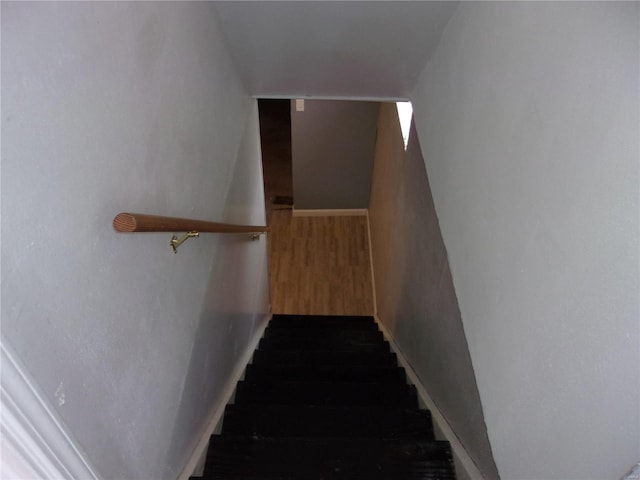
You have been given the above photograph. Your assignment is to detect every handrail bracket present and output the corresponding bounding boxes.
[170,231,199,254]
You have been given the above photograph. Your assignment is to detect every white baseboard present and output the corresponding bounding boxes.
[373,315,485,480]
[0,339,100,480]
[177,313,271,480]
[292,208,368,217]
[363,211,378,316]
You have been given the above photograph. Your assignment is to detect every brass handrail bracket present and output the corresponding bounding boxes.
[170,231,199,254]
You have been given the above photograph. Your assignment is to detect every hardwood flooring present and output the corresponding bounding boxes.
[267,210,374,316]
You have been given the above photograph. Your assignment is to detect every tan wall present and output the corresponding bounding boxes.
[368,103,498,479]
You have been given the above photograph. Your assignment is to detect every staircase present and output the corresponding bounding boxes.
[191,314,456,479]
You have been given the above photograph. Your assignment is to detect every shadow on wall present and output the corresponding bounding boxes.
[163,232,269,477]
[368,103,499,479]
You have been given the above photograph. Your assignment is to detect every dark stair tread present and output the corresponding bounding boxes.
[234,380,418,407]
[201,437,454,479]
[263,326,382,340]
[266,322,380,333]
[222,405,434,439]
[258,336,390,353]
[267,317,379,331]
[270,314,376,324]
[243,364,406,383]
[251,349,398,368]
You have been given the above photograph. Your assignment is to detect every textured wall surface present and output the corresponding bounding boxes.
[369,103,498,479]
[291,100,378,209]
[2,3,268,478]
[411,3,639,478]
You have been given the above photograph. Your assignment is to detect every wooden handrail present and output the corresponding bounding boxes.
[113,212,269,234]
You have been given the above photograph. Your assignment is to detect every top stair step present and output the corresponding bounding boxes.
[269,314,377,328]
[264,325,380,338]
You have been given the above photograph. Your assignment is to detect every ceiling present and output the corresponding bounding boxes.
[213,1,458,99]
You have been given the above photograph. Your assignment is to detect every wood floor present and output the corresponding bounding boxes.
[267,210,374,316]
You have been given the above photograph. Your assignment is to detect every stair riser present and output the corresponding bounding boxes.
[269,314,377,324]
[251,350,399,368]
[243,365,407,384]
[258,337,390,353]
[234,382,418,408]
[205,438,454,479]
[222,406,434,439]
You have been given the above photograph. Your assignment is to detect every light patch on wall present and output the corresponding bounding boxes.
[395,101,413,150]
[54,381,66,406]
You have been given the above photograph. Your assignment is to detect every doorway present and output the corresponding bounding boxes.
[258,99,294,222]
[257,98,375,317]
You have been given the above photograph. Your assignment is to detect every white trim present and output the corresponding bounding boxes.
[0,340,100,480]
[364,211,378,316]
[372,316,485,480]
[291,208,368,217]
[177,313,271,480]
[621,462,640,480]
[254,95,409,103]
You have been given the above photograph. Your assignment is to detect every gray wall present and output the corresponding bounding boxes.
[411,3,639,478]
[291,100,379,209]
[369,103,498,479]
[213,2,458,99]
[2,3,268,479]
